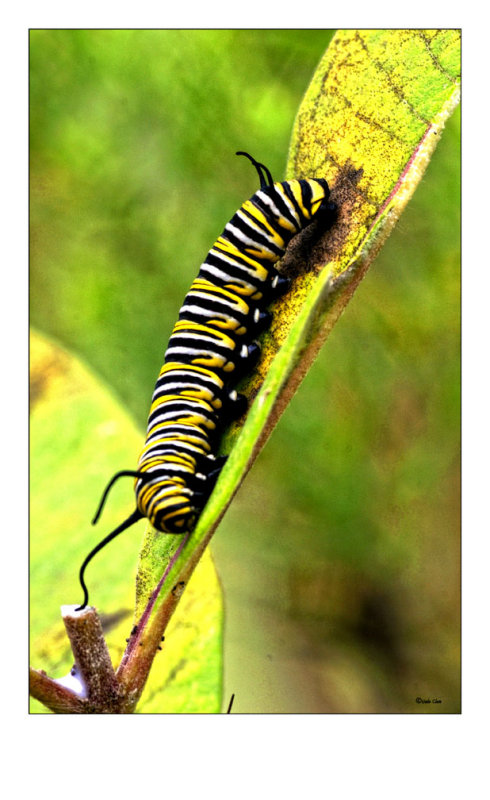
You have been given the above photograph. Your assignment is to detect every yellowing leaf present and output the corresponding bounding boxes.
[290,29,461,276]
[30,329,223,713]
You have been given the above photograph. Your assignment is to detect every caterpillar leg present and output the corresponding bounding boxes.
[316,199,337,225]
[233,341,261,378]
[270,273,290,297]
[206,454,228,483]
[192,455,228,508]
[252,307,272,333]
[222,389,248,421]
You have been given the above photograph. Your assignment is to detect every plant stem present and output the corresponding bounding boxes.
[30,605,124,713]
[29,667,88,713]
[61,605,122,712]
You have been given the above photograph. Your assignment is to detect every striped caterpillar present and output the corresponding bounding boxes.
[77,152,336,609]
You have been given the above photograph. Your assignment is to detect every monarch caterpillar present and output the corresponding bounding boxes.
[76,152,336,609]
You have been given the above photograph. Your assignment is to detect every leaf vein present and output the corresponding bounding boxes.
[418,31,459,82]
[354,31,432,127]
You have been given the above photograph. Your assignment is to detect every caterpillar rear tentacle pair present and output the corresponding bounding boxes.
[76,152,336,610]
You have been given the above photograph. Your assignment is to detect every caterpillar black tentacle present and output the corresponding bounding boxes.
[76,508,143,611]
[91,470,149,525]
[76,151,335,609]
[235,151,273,188]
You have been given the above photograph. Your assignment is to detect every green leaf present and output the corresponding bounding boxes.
[30,329,223,713]
[130,29,460,677]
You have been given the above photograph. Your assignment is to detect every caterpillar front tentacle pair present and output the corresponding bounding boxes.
[76,152,336,610]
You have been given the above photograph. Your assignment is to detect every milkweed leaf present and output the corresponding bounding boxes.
[126,28,460,706]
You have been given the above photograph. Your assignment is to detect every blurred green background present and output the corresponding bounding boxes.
[30,29,460,713]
